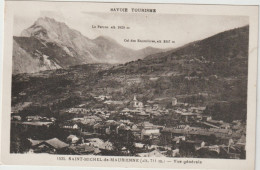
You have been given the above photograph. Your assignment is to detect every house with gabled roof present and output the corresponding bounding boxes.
[33,138,69,154]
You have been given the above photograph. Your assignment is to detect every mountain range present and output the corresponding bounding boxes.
[13,17,164,74]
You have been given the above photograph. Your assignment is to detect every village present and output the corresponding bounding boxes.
[11,94,246,159]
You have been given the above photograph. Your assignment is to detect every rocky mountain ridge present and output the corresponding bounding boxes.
[13,17,164,74]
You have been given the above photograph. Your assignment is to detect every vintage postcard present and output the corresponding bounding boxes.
[0,1,258,169]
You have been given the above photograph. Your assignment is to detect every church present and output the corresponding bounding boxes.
[133,95,143,108]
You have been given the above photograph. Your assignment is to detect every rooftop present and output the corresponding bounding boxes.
[43,138,69,149]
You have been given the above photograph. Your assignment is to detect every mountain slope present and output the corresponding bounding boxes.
[144,26,249,62]
[110,25,249,77]
[12,38,62,74]
[92,36,137,63]
[104,26,249,121]
[13,17,163,74]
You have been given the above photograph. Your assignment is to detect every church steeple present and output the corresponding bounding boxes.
[133,95,137,101]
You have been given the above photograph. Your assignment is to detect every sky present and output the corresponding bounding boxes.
[13,11,249,50]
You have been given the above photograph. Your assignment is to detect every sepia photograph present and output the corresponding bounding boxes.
[1,1,258,169]
[10,11,249,158]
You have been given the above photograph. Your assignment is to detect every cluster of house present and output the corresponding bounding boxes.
[23,115,245,158]
[58,99,245,157]
[11,115,57,129]
[94,95,125,105]
[61,116,162,142]
[66,108,112,119]
[27,136,115,155]
[11,115,56,122]
[11,95,246,158]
